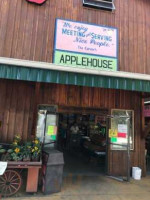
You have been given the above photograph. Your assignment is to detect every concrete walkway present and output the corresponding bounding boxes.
[6,175,150,200]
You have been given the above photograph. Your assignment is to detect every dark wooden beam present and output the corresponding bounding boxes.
[141,98,145,138]
[141,92,150,98]
[143,121,150,138]
[31,82,41,137]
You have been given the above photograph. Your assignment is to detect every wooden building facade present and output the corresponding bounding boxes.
[0,0,150,176]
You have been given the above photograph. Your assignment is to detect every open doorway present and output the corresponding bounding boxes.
[144,110,150,173]
[35,105,134,180]
[144,99,150,174]
[57,112,107,176]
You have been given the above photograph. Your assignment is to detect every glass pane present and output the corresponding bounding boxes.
[36,110,46,143]
[45,114,57,143]
[110,109,134,150]
[35,107,58,148]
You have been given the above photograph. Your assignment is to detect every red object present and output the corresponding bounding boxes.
[118,132,126,138]
[26,0,47,5]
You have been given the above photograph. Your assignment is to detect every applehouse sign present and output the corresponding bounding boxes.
[53,19,118,72]
[26,0,47,5]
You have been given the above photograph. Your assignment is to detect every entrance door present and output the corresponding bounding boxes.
[106,110,133,181]
[35,105,58,148]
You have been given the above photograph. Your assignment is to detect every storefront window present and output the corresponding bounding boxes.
[110,109,134,150]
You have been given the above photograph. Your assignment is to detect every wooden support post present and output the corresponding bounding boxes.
[141,98,145,138]
[142,96,150,138]
[141,97,147,176]
[143,122,150,138]
[26,167,40,192]
[31,82,41,137]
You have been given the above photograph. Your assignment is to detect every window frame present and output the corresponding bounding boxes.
[110,109,134,151]
[82,0,115,11]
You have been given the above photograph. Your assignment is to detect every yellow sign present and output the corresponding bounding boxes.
[109,129,118,138]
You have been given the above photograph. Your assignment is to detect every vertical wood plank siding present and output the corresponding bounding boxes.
[0,0,149,74]
[0,0,147,175]
[0,79,145,175]
[0,79,35,142]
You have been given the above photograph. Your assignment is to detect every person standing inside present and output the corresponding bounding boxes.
[69,123,80,153]
[70,123,79,135]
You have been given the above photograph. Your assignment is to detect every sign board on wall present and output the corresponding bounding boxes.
[53,19,118,71]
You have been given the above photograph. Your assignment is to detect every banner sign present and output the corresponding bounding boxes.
[53,19,118,71]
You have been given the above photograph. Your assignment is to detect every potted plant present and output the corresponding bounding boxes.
[11,146,23,161]
[13,134,21,146]
[6,134,22,161]
[31,147,40,161]
[22,142,32,161]
[0,147,6,156]
[31,138,41,161]
[0,145,7,161]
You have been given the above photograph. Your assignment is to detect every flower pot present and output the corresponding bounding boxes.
[23,155,31,162]
[23,157,31,162]
[31,156,39,162]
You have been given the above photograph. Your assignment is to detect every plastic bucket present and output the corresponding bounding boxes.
[132,167,142,180]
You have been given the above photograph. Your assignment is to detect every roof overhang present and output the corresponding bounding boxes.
[0,57,150,92]
[0,57,150,81]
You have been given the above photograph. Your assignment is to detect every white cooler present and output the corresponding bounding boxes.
[132,167,142,180]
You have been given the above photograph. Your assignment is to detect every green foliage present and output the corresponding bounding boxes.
[1,153,12,161]
[31,138,41,160]
[7,149,13,153]
[0,149,6,154]
[22,142,32,160]
[11,152,23,161]
[0,135,41,162]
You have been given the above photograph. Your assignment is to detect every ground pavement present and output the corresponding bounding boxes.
[5,174,150,200]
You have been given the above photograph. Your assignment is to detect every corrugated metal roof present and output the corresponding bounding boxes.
[0,64,150,92]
